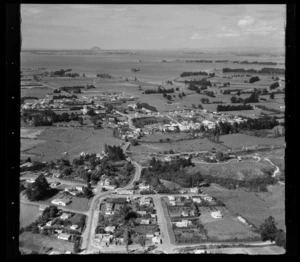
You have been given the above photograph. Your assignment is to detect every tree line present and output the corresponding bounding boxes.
[223,67,285,75]
[144,87,175,94]
[180,71,215,77]
[217,104,253,111]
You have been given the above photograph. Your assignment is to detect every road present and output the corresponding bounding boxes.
[81,159,143,253]
[263,157,280,177]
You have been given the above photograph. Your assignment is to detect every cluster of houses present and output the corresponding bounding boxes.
[167,192,214,207]
[36,210,81,243]
[64,185,84,196]
[96,196,162,247]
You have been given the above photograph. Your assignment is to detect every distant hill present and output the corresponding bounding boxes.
[91,46,102,51]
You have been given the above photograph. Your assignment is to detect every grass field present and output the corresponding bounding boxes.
[202,183,285,230]
[19,232,74,254]
[187,160,275,180]
[220,133,285,149]
[21,127,122,161]
[199,206,260,241]
[132,137,227,154]
[21,128,45,139]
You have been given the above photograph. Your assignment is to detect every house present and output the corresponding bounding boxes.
[140,219,150,225]
[181,210,189,217]
[103,185,116,190]
[46,220,55,226]
[152,236,162,244]
[105,202,114,211]
[26,179,35,183]
[154,232,160,236]
[192,197,202,204]
[169,200,176,206]
[104,226,116,233]
[51,197,71,206]
[54,229,63,234]
[105,211,115,216]
[60,213,71,220]
[190,187,199,194]
[139,183,150,191]
[70,224,79,230]
[136,211,147,216]
[52,172,61,178]
[237,216,247,224]
[150,214,156,218]
[168,196,175,201]
[118,190,134,195]
[211,211,223,219]
[140,197,151,206]
[75,186,83,192]
[50,181,61,188]
[146,234,154,238]
[57,233,71,241]
[175,220,191,228]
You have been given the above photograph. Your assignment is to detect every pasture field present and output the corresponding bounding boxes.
[187,160,275,180]
[219,133,285,149]
[199,206,260,241]
[139,132,192,142]
[132,137,227,154]
[19,232,74,254]
[21,128,45,139]
[21,86,53,98]
[202,183,285,230]
[21,127,122,162]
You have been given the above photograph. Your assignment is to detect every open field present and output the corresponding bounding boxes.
[21,86,53,98]
[20,203,42,228]
[21,190,90,212]
[139,132,191,142]
[21,128,45,139]
[202,183,285,230]
[220,133,285,149]
[19,232,74,254]
[21,127,122,161]
[199,206,260,241]
[206,246,285,254]
[187,160,275,180]
[132,137,227,154]
[21,139,47,152]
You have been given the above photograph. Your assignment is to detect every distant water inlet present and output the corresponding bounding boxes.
[20,203,42,228]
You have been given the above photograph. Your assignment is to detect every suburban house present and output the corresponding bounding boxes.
[190,187,200,194]
[57,233,71,241]
[139,183,150,191]
[168,196,175,201]
[192,197,202,203]
[169,200,176,206]
[146,234,154,238]
[104,226,116,233]
[136,211,147,216]
[175,220,191,228]
[140,197,151,206]
[211,211,223,219]
[140,219,150,225]
[60,213,72,220]
[181,210,189,217]
[105,203,114,211]
[70,224,79,230]
[105,211,115,216]
[46,220,55,227]
[75,186,84,192]
[152,236,162,244]
[51,197,71,206]
[117,190,134,195]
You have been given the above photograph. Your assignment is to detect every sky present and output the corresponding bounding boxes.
[21,4,286,51]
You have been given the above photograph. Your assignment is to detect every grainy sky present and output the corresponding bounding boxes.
[21,4,286,50]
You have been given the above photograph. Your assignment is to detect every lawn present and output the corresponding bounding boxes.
[132,137,227,154]
[198,206,260,241]
[187,160,275,180]
[19,232,74,254]
[202,183,285,230]
[22,127,122,162]
[219,133,285,149]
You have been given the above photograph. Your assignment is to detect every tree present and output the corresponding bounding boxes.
[270,93,275,99]
[123,226,130,253]
[90,115,98,125]
[230,96,237,103]
[259,216,278,242]
[137,235,146,251]
[275,229,286,249]
[26,157,32,163]
[269,82,280,90]
[198,104,203,109]
[25,174,51,201]
[78,117,84,125]
[130,139,139,146]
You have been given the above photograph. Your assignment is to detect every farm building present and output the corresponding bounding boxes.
[211,211,223,219]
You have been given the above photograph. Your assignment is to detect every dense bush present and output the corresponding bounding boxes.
[217,104,253,111]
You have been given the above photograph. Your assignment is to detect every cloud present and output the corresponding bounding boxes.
[216,32,240,37]
[190,33,203,40]
[237,16,256,27]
